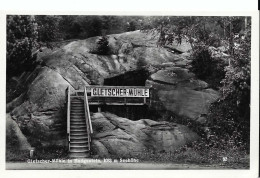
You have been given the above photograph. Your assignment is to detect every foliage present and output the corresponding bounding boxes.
[146,16,251,157]
[126,20,137,31]
[221,27,251,110]
[57,16,143,39]
[206,99,250,147]
[190,45,227,89]
[35,15,61,48]
[7,15,39,77]
[90,36,110,55]
[58,15,82,39]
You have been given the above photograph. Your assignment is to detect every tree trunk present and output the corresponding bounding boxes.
[223,19,226,39]
[229,18,233,57]
[245,17,247,30]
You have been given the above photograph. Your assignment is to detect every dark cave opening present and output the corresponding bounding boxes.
[103,67,150,86]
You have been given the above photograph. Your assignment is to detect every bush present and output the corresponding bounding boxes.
[190,45,226,89]
[90,36,110,55]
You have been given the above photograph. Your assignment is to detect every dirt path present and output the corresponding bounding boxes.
[6,159,244,170]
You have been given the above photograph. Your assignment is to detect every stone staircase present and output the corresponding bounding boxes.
[66,88,92,159]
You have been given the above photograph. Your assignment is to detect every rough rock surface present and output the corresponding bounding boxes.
[91,112,199,157]
[7,30,219,150]
[6,114,32,150]
[146,54,220,121]
[8,30,190,146]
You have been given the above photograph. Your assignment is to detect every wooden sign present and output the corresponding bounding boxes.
[89,86,150,97]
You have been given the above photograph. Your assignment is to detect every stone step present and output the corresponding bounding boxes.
[70,121,85,125]
[70,148,89,152]
[70,117,85,120]
[70,105,84,108]
[71,101,84,103]
[70,118,85,122]
[70,113,85,116]
[70,113,85,115]
[70,138,88,143]
[69,152,89,158]
[70,131,88,136]
[71,102,84,104]
[70,140,88,146]
[71,104,84,106]
[71,101,84,104]
[70,114,85,117]
[70,128,87,132]
[70,111,85,114]
[70,110,84,112]
[70,107,84,110]
[70,144,89,149]
[71,112,85,115]
[70,96,84,98]
[71,108,84,111]
[70,125,86,129]
[70,135,88,140]
[71,103,84,106]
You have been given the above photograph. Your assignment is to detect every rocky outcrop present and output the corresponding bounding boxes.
[91,112,199,157]
[146,54,220,121]
[8,30,186,147]
[6,114,32,150]
[10,67,71,146]
[7,30,219,151]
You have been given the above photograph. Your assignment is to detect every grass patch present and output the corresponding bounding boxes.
[6,149,30,162]
[6,145,69,162]
[6,126,30,162]
[32,145,69,160]
[134,140,249,168]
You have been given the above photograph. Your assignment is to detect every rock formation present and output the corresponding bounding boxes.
[91,112,199,157]
[6,30,220,155]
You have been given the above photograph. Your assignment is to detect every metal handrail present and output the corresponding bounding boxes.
[85,87,93,134]
[66,86,71,149]
[84,87,93,151]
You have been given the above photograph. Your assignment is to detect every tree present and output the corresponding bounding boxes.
[35,15,61,43]
[96,36,109,55]
[221,26,251,118]
[7,15,38,77]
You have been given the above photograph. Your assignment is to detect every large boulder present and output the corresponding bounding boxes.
[10,67,71,146]
[157,89,220,120]
[146,66,220,121]
[170,38,192,53]
[91,112,200,157]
